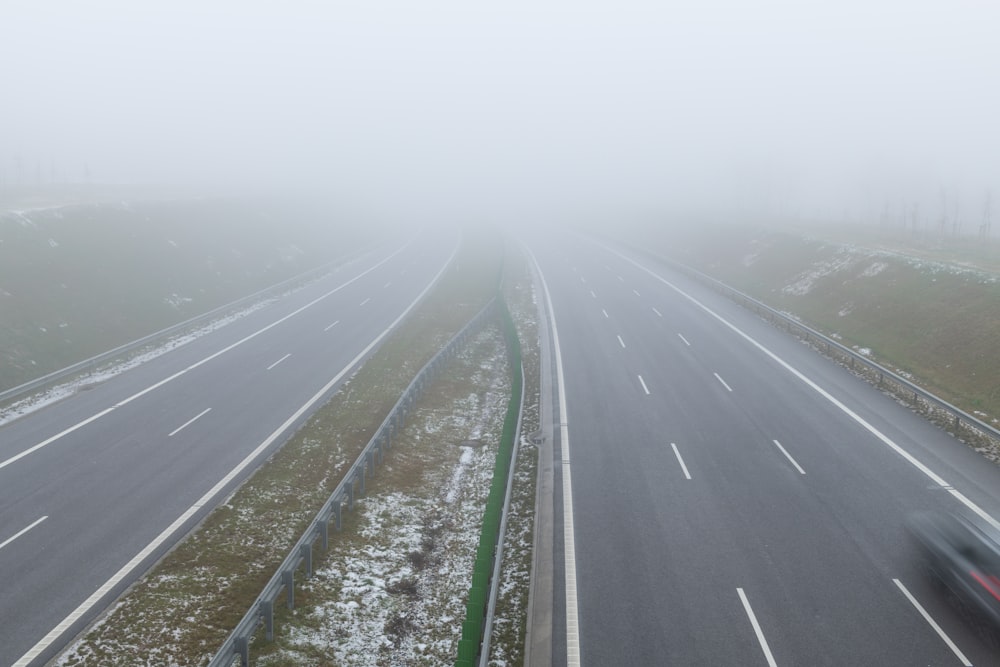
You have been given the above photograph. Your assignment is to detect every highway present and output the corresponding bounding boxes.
[0,229,456,667]
[527,233,1000,666]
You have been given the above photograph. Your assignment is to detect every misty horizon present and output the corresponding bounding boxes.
[3,1,999,228]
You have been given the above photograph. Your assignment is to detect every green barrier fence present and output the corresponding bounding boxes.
[456,266,525,666]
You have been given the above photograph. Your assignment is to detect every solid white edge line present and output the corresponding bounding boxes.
[0,516,48,551]
[737,587,778,667]
[611,248,1000,532]
[671,443,692,480]
[714,372,733,392]
[771,439,806,475]
[677,333,691,346]
[266,353,292,371]
[323,320,340,331]
[617,335,626,349]
[0,245,409,473]
[167,408,212,438]
[893,578,972,666]
[638,375,650,395]
[527,248,582,667]
[12,240,459,667]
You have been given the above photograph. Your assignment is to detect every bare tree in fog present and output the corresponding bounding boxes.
[938,187,948,237]
[982,192,993,241]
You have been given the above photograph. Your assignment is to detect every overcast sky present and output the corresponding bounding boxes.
[3,0,999,224]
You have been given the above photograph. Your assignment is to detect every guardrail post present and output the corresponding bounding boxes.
[366,450,376,478]
[358,468,366,495]
[263,599,274,641]
[333,499,342,531]
[283,569,295,609]
[234,636,249,666]
[300,543,313,577]
[319,518,329,549]
[347,478,355,510]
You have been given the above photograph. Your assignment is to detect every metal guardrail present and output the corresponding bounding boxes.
[208,298,498,667]
[653,252,1000,448]
[0,247,375,407]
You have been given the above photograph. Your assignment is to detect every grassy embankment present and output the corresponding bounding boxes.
[57,227,538,665]
[632,222,1000,428]
[0,197,370,392]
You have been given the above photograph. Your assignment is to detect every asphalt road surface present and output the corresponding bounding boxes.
[0,230,456,667]
[527,233,1000,666]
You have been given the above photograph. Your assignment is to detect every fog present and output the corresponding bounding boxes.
[3,0,999,228]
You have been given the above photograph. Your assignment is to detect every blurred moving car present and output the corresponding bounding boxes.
[907,510,1000,626]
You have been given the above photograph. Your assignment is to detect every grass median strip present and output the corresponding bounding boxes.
[255,323,511,665]
[56,229,503,666]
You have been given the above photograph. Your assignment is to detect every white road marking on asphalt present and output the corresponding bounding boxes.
[12,240,460,667]
[947,488,1000,528]
[384,281,391,288]
[0,516,47,552]
[714,372,733,392]
[266,353,291,371]
[633,289,641,297]
[638,375,650,395]
[323,320,340,331]
[359,297,371,306]
[617,275,624,281]
[677,333,691,346]
[772,439,806,474]
[671,443,692,479]
[602,309,609,319]
[580,276,586,284]
[528,250,581,667]
[612,250,1000,530]
[652,307,663,317]
[893,579,972,666]
[0,246,409,473]
[738,588,778,667]
[617,335,626,348]
[168,408,212,437]
[590,290,597,298]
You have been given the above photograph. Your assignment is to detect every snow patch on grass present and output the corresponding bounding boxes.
[781,250,857,295]
[860,261,888,277]
[255,328,510,667]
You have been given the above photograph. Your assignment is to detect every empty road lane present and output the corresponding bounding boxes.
[529,233,1000,666]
